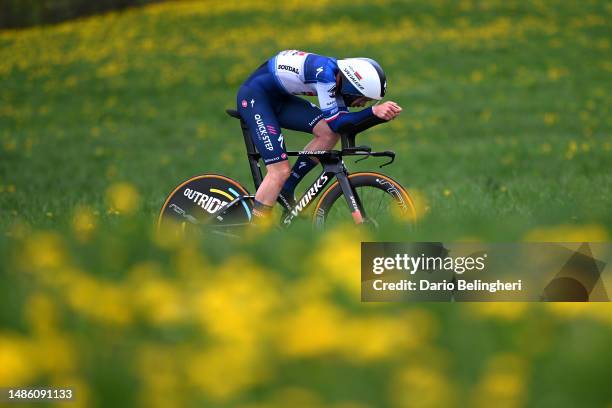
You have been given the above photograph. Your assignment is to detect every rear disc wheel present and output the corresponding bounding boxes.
[157,174,253,235]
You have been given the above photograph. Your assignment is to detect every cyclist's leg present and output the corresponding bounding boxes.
[276,95,324,133]
[237,85,290,217]
[276,95,337,198]
[277,94,340,149]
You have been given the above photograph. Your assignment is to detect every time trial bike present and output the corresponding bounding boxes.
[157,108,417,234]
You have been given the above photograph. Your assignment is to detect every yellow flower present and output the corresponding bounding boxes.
[391,365,454,408]
[470,70,484,83]
[25,294,57,335]
[275,300,343,357]
[72,206,97,242]
[405,188,429,221]
[480,109,492,122]
[133,276,184,325]
[186,343,265,401]
[62,269,132,326]
[193,257,280,344]
[137,345,184,408]
[547,67,568,81]
[0,335,37,386]
[471,353,527,408]
[106,182,140,214]
[340,310,437,362]
[564,140,578,159]
[314,226,366,296]
[543,112,558,125]
[33,334,76,375]
[547,303,612,325]
[22,232,66,270]
[469,303,528,321]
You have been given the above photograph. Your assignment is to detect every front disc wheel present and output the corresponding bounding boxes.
[312,172,417,230]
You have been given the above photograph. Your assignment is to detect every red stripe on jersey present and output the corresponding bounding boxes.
[324,110,348,123]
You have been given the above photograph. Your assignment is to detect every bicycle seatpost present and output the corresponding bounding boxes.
[239,117,264,190]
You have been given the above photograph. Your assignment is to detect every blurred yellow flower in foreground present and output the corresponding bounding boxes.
[106,182,140,214]
[138,345,184,408]
[405,188,429,221]
[391,365,454,408]
[131,265,185,326]
[547,303,612,325]
[187,344,265,401]
[469,303,528,321]
[25,294,58,335]
[276,300,344,357]
[0,335,36,386]
[21,232,66,270]
[71,206,97,242]
[472,353,527,408]
[314,226,367,296]
[63,268,133,326]
[193,257,280,344]
[340,311,437,362]
[32,334,76,376]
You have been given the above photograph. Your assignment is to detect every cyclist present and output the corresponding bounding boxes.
[236,50,402,221]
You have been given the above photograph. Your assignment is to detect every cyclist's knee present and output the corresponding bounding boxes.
[313,120,339,144]
[266,161,291,183]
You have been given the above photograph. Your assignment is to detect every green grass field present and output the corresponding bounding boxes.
[1,0,611,407]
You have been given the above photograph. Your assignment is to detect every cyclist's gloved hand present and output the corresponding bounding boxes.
[372,101,402,121]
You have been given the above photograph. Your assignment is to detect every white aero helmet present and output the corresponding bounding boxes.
[337,57,387,100]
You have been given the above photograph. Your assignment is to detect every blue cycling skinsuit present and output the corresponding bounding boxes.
[237,50,376,165]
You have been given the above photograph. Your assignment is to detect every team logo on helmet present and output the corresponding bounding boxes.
[338,58,386,100]
[241,99,247,108]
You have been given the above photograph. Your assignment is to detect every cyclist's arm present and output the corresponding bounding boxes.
[315,82,376,133]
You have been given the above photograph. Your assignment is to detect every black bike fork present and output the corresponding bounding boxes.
[335,170,367,224]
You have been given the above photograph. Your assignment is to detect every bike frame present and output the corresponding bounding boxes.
[212,110,394,227]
